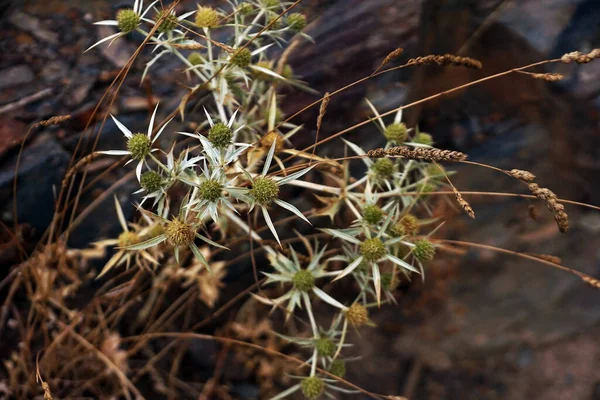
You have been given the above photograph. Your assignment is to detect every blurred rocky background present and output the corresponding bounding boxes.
[1,0,599,399]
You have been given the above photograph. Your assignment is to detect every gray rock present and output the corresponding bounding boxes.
[0,65,35,90]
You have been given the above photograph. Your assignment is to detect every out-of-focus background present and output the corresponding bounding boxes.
[1,0,600,399]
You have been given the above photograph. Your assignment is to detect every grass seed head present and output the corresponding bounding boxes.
[127,133,152,160]
[117,9,139,33]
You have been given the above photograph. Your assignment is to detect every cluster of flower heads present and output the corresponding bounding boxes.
[91,1,447,398]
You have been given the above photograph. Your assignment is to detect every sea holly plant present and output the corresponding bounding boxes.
[53,1,600,399]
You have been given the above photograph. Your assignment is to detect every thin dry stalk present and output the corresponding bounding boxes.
[407,54,482,69]
[527,253,562,264]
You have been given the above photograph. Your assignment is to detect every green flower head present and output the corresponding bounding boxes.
[384,122,408,142]
[127,133,152,160]
[250,177,279,206]
[118,231,140,248]
[315,338,336,357]
[292,269,315,292]
[372,158,394,179]
[140,170,162,192]
[208,122,233,149]
[238,2,254,15]
[329,359,346,378]
[117,9,139,33]
[188,52,203,66]
[195,6,219,28]
[230,48,252,68]
[413,132,434,145]
[287,13,307,32]
[363,205,383,225]
[155,10,178,33]
[165,218,195,248]
[301,376,324,399]
[199,179,224,202]
[360,238,386,262]
[414,239,435,262]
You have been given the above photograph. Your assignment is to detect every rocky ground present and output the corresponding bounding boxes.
[1,0,600,399]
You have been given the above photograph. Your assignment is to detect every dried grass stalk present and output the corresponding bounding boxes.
[582,275,600,289]
[527,183,569,233]
[39,115,71,127]
[529,253,562,264]
[407,54,482,69]
[507,169,536,182]
[373,48,404,74]
[316,92,330,134]
[561,48,600,64]
[453,187,475,218]
[366,146,468,162]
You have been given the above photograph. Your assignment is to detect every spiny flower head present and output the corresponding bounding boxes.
[287,13,306,32]
[426,163,445,177]
[261,0,280,7]
[360,238,386,262]
[238,2,254,15]
[292,269,315,292]
[413,132,433,145]
[127,133,152,160]
[315,338,336,357]
[267,16,281,29]
[188,52,203,66]
[230,48,252,68]
[372,158,394,179]
[301,376,324,399]
[384,122,408,142]
[329,359,346,378]
[363,205,383,225]
[208,122,233,148]
[418,181,437,193]
[117,9,139,33]
[391,214,419,236]
[259,131,285,152]
[250,177,279,206]
[155,10,178,33]
[195,6,219,28]
[199,179,223,202]
[140,171,162,192]
[165,218,195,248]
[414,239,435,261]
[118,231,140,247]
[346,303,369,326]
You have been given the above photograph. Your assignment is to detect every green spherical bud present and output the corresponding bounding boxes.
[261,0,280,7]
[372,158,394,179]
[250,177,279,206]
[418,181,437,193]
[346,303,369,326]
[127,133,152,160]
[413,132,434,145]
[363,205,383,225]
[287,13,306,32]
[118,231,140,248]
[360,238,386,262]
[195,6,219,28]
[155,10,178,33]
[117,9,139,33]
[381,272,399,291]
[391,214,419,237]
[384,123,408,142]
[267,16,281,29]
[329,360,346,378]
[165,218,195,248]
[292,269,315,292]
[230,48,252,68]
[316,338,336,357]
[413,239,435,262]
[188,52,203,66]
[199,179,223,202]
[301,376,324,399]
[208,122,233,149]
[238,2,254,15]
[140,171,162,193]
[281,64,294,79]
